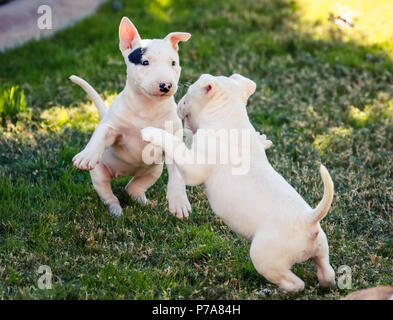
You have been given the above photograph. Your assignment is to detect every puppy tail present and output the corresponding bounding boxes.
[309,164,334,224]
[69,75,108,119]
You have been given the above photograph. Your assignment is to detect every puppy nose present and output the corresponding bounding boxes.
[159,82,172,93]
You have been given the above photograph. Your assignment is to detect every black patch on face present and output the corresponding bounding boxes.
[128,47,146,65]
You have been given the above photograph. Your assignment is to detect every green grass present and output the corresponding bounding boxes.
[0,86,29,126]
[0,0,392,299]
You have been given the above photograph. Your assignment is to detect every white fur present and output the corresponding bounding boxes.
[70,17,191,218]
[141,73,336,292]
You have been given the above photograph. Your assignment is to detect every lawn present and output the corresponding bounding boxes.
[0,0,392,299]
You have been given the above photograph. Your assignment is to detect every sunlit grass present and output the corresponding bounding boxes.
[348,95,393,128]
[147,0,173,22]
[349,106,368,128]
[0,86,30,126]
[297,0,393,57]
[314,127,353,155]
[40,93,117,133]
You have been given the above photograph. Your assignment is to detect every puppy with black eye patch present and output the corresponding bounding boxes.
[128,47,146,65]
[69,17,192,219]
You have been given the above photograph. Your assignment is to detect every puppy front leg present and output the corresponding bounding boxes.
[73,122,116,170]
[142,126,190,219]
[141,127,209,186]
[173,160,209,187]
[166,162,191,219]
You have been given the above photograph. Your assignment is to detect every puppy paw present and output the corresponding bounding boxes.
[72,148,101,170]
[134,193,149,205]
[318,280,336,291]
[141,127,165,147]
[258,133,273,150]
[317,265,336,290]
[167,191,192,220]
[108,203,123,217]
[127,189,149,205]
[278,279,305,293]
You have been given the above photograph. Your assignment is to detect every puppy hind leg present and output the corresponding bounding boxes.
[125,165,163,205]
[251,259,305,293]
[313,230,335,288]
[90,163,122,217]
[270,269,305,293]
[250,232,305,293]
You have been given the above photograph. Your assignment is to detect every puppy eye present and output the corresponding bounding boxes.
[172,61,176,66]
[142,60,149,66]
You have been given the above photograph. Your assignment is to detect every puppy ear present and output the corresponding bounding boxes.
[204,84,213,94]
[119,17,142,52]
[230,74,256,99]
[197,74,217,97]
[165,32,191,51]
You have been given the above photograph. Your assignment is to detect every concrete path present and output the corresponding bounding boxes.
[0,0,105,51]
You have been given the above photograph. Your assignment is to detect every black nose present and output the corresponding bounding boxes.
[159,82,172,93]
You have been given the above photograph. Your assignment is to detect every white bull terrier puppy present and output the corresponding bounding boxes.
[141,74,336,292]
[69,17,191,218]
